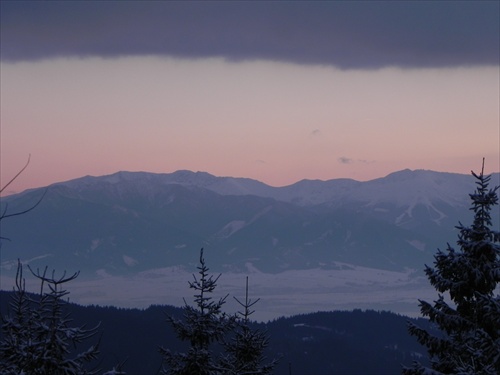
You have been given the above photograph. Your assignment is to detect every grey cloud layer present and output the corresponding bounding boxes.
[1,1,498,68]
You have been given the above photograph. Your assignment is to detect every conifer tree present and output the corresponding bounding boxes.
[404,161,500,374]
[159,248,235,375]
[0,261,101,375]
[219,276,278,375]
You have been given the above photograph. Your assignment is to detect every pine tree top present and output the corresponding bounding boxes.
[404,160,500,375]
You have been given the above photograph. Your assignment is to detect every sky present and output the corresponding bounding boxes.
[1,1,499,194]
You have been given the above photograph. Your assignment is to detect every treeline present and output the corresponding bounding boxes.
[0,289,431,374]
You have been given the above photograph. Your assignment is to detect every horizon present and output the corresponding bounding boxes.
[3,165,500,198]
[1,2,499,196]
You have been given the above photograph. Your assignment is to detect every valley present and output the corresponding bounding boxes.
[1,169,498,320]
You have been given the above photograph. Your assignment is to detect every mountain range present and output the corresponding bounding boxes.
[2,169,498,278]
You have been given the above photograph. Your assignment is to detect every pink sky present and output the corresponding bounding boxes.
[1,57,499,194]
[2,2,499,195]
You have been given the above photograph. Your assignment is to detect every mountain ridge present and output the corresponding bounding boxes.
[1,168,498,317]
[15,168,499,206]
[2,168,498,277]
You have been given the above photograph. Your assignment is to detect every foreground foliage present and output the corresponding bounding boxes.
[220,277,278,375]
[0,261,100,375]
[160,249,278,375]
[160,248,235,374]
[404,162,500,374]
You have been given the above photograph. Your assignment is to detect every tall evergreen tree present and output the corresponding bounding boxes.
[404,161,500,374]
[0,261,101,375]
[219,276,278,375]
[159,248,235,375]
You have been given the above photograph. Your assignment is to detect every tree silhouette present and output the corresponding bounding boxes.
[0,261,101,374]
[219,276,278,375]
[159,248,235,375]
[404,161,500,374]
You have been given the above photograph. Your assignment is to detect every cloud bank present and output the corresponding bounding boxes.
[1,1,498,68]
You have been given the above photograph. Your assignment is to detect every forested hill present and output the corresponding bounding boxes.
[0,290,431,374]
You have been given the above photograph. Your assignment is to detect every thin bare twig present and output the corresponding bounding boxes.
[1,154,31,194]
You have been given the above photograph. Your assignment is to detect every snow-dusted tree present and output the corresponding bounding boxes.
[102,365,127,375]
[404,161,500,374]
[219,277,278,375]
[0,260,101,375]
[159,248,235,375]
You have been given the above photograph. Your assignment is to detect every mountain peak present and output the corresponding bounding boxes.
[9,169,498,210]
[384,169,428,181]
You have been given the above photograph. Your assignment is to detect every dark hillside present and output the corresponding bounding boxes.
[269,310,431,374]
[0,290,430,374]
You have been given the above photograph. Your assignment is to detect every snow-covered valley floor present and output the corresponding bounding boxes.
[1,263,437,322]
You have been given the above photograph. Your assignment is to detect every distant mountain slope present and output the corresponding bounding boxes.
[55,168,494,207]
[1,169,498,277]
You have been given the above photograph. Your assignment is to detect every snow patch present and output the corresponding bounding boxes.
[96,269,112,278]
[248,206,272,224]
[122,255,138,267]
[1,263,435,322]
[217,220,247,238]
[245,262,262,274]
[427,202,447,224]
[395,203,415,225]
[90,239,101,251]
[407,239,426,252]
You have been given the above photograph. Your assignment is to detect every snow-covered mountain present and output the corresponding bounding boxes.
[1,169,498,278]
[57,168,495,209]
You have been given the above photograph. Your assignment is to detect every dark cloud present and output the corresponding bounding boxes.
[1,1,498,68]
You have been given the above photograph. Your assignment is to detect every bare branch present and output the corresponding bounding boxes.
[0,155,47,243]
[1,154,31,194]
[0,188,47,221]
[28,264,80,286]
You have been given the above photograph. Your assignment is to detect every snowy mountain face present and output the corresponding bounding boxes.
[1,169,498,279]
[57,169,493,208]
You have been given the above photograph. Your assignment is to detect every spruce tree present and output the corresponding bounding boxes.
[159,248,235,375]
[219,277,278,375]
[404,162,500,374]
[0,261,101,375]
